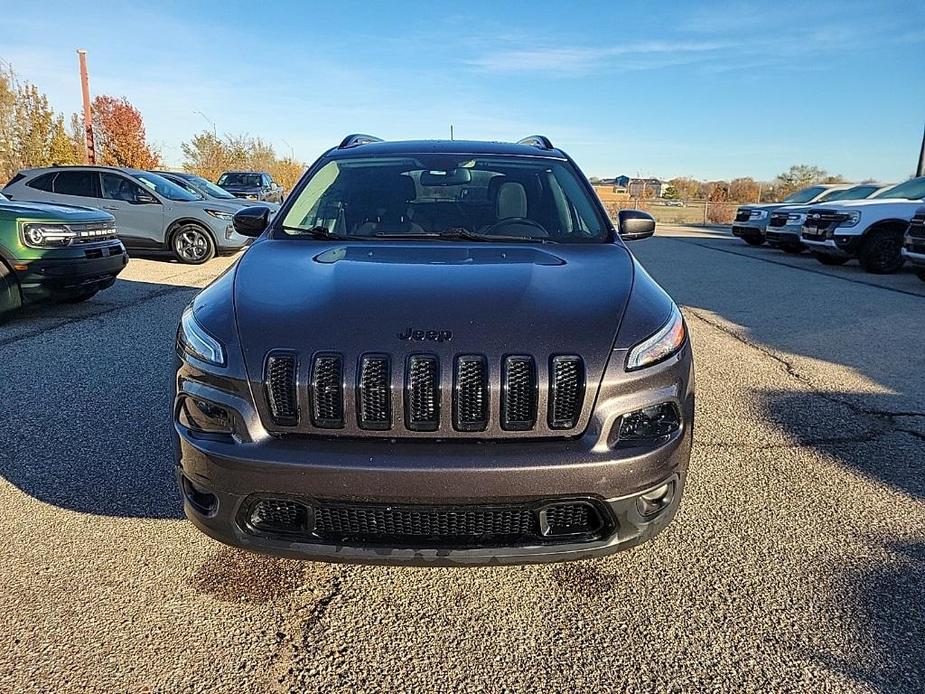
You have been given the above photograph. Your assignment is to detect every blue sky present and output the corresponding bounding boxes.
[2,0,923,182]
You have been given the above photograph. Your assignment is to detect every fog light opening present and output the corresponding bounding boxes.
[617,402,680,446]
[636,481,675,518]
[181,475,218,516]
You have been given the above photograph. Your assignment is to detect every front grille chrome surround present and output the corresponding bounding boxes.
[310,353,345,428]
[405,355,440,431]
[501,356,537,431]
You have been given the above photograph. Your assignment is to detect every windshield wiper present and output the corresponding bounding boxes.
[280,225,351,240]
[371,229,552,243]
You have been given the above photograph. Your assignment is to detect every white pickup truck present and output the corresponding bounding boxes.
[800,177,925,273]
[902,206,925,282]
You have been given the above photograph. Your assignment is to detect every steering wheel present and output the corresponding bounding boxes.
[481,217,549,237]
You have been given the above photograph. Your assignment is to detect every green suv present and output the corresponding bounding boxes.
[0,192,128,321]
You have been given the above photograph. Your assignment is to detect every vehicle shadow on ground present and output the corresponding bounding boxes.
[0,278,198,519]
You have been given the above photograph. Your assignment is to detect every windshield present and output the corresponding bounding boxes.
[188,175,236,199]
[782,186,827,204]
[218,173,263,188]
[821,185,880,201]
[279,154,610,243]
[135,172,202,201]
[874,177,925,200]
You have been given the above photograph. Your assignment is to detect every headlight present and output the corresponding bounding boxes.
[838,211,862,227]
[751,210,768,220]
[786,213,806,226]
[626,305,687,371]
[177,304,225,366]
[205,208,234,220]
[21,223,77,248]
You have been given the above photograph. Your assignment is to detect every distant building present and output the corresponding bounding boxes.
[615,176,667,198]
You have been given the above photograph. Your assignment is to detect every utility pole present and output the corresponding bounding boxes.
[450,124,454,141]
[917,122,925,177]
[77,50,95,164]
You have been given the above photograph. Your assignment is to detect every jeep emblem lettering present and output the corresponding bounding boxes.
[397,327,453,342]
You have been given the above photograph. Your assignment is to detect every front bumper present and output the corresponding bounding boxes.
[174,346,694,566]
[764,226,802,246]
[801,233,860,257]
[14,241,128,300]
[731,220,767,238]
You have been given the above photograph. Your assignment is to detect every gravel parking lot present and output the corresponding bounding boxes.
[2,227,923,693]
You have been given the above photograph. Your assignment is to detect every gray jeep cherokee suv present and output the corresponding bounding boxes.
[3,166,250,264]
[174,135,694,565]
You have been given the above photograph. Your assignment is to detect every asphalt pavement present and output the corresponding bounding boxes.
[1,230,923,693]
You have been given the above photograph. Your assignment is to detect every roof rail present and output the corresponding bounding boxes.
[338,134,384,149]
[516,135,554,150]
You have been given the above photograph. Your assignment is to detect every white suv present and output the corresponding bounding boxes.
[800,177,925,273]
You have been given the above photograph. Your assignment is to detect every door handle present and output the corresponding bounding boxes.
[102,206,119,210]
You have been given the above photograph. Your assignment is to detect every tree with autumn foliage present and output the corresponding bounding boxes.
[90,95,160,168]
[180,130,305,191]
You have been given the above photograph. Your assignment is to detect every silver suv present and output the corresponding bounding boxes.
[2,166,251,264]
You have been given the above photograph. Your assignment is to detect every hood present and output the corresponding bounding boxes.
[233,239,636,413]
[0,199,113,223]
[183,200,246,214]
[213,196,279,211]
[809,198,924,211]
[739,203,792,212]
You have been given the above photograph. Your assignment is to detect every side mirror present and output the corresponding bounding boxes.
[617,209,656,241]
[135,189,159,204]
[233,205,270,237]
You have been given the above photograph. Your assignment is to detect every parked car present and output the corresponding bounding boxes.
[174,133,693,566]
[216,171,285,203]
[900,206,925,282]
[764,184,889,253]
[732,184,852,246]
[3,166,251,264]
[0,191,127,321]
[801,177,925,273]
[153,171,280,213]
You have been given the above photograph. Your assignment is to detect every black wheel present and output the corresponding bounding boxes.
[859,229,904,274]
[743,234,765,246]
[0,264,23,324]
[812,253,849,266]
[915,269,925,283]
[781,243,804,254]
[171,224,216,264]
[59,289,99,303]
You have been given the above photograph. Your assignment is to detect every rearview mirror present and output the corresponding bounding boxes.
[233,206,270,237]
[617,210,656,241]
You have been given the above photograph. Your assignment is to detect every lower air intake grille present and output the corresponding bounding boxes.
[265,352,298,425]
[248,499,310,534]
[406,355,440,431]
[454,356,489,431]
[501,356,537,430]
[240,497,609,547]
[310,354,344,428]
[357,355,391,430]
[549,356,585,429]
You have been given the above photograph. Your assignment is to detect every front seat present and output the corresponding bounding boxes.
[355,175,424,235]
[496,181,528,220]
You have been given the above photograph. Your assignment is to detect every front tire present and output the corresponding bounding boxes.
[743,234,765,246]
[171,224,216,265]
[859,229,904,274]
[812,253,849,266]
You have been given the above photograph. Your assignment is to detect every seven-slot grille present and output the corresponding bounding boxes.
[357,355,391,430]
[549,356,585,429]
[803,209,846,239]
[454,356,489,431]
[768,212,788,227]
[261,352,587,435]
[310,354,345,428]
[264,352,298,425]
